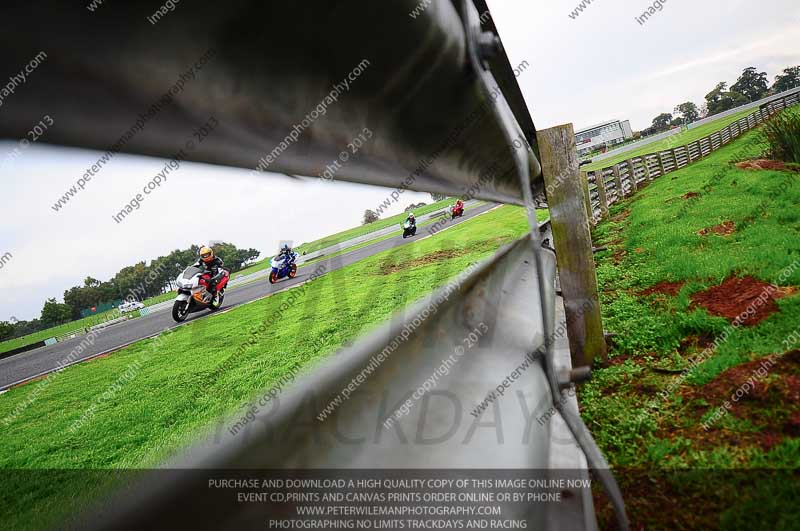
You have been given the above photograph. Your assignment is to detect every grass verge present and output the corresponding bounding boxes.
[584,120,800,528]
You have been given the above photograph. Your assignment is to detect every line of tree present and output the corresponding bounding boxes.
[639,65,800,137]
[0,242,259,341]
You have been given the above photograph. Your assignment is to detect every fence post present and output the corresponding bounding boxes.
[671,148,679,170]
[594,170,610,220]
[537,124,607,368]
[612,164,624,197]
[627,160,638,192]
[580,171,593,223]
[642,156,653,181]
[657,151,667,175]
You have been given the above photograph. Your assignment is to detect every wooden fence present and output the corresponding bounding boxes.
[582,90,800,223]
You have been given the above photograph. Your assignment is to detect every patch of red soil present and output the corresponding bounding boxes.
[682,192,700,199]
[597,354,632,369]
[641,281,685,297]
[669,350,800,452]
[634,247,645,253]
[631,381,659,394]
[758,432,783,451]
[611,210,631,223]
[678,334,714,353]
[735,159,800,172]
[697,220,735,237]
[690,276,792,326]
[687,350,800,407]
[784,413,800,436]
[698,354,784,403]
[379,249,468,275]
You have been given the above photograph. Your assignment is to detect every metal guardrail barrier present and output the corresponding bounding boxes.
[0,1,542,206]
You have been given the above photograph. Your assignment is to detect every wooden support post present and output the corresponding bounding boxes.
[537,124,607,368]
[657,152,667,176]
[642,156,653,181]
[580,171,593,223]
[627,160,638,192]
[612,164,624,197]
[594,170,610,220]
[671,148,679,170]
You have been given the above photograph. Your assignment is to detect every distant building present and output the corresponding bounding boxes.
[575,119,634,156]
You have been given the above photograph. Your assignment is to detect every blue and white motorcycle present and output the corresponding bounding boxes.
[268,252,298,284]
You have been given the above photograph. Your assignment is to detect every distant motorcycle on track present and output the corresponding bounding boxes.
[172,266,229,322]
[450,200,464,219]
[402,219,417,238]
[269,252,299,284]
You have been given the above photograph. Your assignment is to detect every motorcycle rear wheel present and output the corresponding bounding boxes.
[289,264,297,278]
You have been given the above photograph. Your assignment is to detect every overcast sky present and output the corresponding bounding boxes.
[2,0,799,321]
[488,0,800,131]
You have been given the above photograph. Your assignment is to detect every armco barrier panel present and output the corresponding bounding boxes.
[0,340,48,360]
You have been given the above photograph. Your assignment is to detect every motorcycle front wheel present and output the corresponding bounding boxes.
[269,271,278,284]
[209,293,224,312]
[172,301,190,322]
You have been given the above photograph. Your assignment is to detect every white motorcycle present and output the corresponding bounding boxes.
[172,265,229,322]
[402,219,417,238]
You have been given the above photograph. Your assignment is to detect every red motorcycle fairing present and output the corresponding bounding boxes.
[198,270,230,291]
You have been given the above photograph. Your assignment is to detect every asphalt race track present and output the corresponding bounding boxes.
[0,203,497,390]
